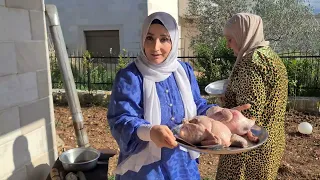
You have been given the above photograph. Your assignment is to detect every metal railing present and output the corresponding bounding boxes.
[50,53,320,97]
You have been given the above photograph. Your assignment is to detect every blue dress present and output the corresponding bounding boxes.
[107,61,215,180]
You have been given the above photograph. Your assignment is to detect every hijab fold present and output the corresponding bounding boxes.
[224,13,269,79]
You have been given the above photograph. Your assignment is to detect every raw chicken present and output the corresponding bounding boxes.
[179,116,249,147]
[206,106,259,143]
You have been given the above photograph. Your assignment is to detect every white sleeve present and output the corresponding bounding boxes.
[137,124,153,141]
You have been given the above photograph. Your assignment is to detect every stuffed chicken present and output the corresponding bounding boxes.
[206,106,259,143]
[179,116,249,147]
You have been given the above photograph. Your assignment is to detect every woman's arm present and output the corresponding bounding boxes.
[107,67,149,156]
[231,58,266,121]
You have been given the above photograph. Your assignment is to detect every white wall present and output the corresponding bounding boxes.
[45,0,182,55]
[147,0,181,55]
[0,0,57,179]
[45,0,148,54]
[178,0,189,18]
[178,0,197,56]
[147,0,179,23]
[180,18,198,56]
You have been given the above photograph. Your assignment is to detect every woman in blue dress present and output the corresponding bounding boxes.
[107,12,248,180]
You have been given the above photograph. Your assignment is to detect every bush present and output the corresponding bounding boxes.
[50,49,132,92]
[193,38,235,92]
[193,39,320,97]
[282,57,320,97]
[116,49,131,72]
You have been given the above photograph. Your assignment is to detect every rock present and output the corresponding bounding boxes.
[56,135,65,148]
[65,172,77,180]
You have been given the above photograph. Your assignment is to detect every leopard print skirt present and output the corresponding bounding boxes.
[216,124,285,180]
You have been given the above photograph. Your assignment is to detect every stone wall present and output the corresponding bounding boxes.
[0,1,57,179]
[44,0,181,54]
[45,0,148,54]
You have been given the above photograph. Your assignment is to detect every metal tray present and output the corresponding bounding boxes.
[172,124,268,155]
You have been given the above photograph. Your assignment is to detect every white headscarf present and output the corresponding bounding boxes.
[224,13,269,80]
[114,12,199,175]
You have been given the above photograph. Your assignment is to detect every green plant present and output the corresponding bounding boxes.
[50,51,89,90]
[282,57,320,97]
[108,175,115,180]
[50,55,64,89]
[116,49,131,72]
[82,50,119,91]
[193,38,235,93]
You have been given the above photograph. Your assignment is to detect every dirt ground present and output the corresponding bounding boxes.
[54,106,320,180]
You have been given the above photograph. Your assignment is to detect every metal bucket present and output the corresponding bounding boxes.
[59,147,100,172]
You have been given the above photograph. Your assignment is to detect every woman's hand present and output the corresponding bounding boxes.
[232,104,251,111]
[150,125,178,149]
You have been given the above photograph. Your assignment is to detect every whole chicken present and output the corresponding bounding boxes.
[179,116,249,148]
[206,106,259,143]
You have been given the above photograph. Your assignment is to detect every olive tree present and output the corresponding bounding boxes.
[187,0,320,52]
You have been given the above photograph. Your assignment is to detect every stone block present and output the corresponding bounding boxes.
[0,73,38,111]
[5,0,43,11]
[16,41,47,74]
[0,107,21,145]
[36,70,50,99]
[19,97,51,134]
[18,72,39,103]
[26,150,53,180]
[0,42,17,77]
[0,137,31,178]
[0,6,31,41]
[1,166,27,180]
[29,10,45,40]
[24,125,55,160]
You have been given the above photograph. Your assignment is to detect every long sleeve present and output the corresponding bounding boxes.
[107,66,149,156]
[231,56,267,121]
[182,62,217,115]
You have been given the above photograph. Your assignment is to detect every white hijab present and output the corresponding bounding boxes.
[224,13,269,80]
[114,12,199,175]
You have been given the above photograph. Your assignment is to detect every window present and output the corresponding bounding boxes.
[84,30,120,57]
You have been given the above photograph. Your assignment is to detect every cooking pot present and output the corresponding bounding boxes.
[59,147,107,172]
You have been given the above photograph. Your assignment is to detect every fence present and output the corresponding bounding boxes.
[50,53,320,97]
[51,55,123,91]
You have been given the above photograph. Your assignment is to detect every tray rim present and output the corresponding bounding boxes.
[172,124,269,155]
[204,79,228,96]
